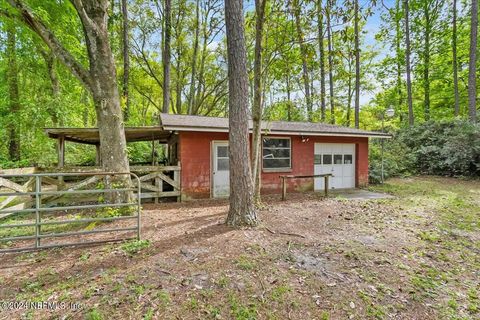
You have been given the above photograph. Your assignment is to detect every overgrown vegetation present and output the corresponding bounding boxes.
[369,120,480,183]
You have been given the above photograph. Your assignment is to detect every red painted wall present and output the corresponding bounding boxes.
[178,131,369,199]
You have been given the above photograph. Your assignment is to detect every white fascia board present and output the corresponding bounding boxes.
[164,126,392,139]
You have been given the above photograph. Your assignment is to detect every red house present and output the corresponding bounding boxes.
[160,113,390,200]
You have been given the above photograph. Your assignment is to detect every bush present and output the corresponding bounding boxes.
[369,120,480,183]
[369,138,415,184]
[400,120,480,176]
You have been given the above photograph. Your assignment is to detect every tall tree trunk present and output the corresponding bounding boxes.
[6,24,20,161]
[317,0,326,122]
[347,56,353,127]
[41,51,61,126]
[224,0,257,227]
[121,0,130,121]
[286,73,292,121]
[395,0,403,122]
[354,0,360,128]
[292,0,313,121]
[188,0,200,115]
[176,59,183,114]
[195,14,209,114]
[468,0,478,122]
[8,0,131,174]
[163,0,172,114]
[82,90,89,127]
[404,0,414,126]
[423,2,431,121]
[326,0,335,124]
[453,0,460,116]
[81,1,130,174]
[252,0,267,205]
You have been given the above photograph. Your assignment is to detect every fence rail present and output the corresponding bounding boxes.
[0,164,182,207]
[0,172,141,253]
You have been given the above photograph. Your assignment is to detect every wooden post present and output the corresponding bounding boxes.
[154,174,160,204]
[281,176,287,201]
[151,140,157,165]
[58,135,65,167]
[58,135,65,186]
[174,161,181,202]
[164,143,169,164]
[324,175,329,197]
[95,144,102,166]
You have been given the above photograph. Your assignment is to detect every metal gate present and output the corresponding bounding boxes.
[0,172,141,253]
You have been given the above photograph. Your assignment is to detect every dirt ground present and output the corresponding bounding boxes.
[0,176,479,320]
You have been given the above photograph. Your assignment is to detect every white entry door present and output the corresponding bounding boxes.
[212,141,230,198]
[314,143,355,190]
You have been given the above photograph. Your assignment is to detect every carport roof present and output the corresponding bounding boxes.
[45,127,171,145]
[160,113,391,138]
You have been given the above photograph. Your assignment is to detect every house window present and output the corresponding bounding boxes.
[263,137,291,170]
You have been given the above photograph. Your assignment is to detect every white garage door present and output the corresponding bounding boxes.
[314,143,355,190]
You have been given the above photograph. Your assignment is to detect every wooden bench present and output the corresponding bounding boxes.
[279,174,333,200]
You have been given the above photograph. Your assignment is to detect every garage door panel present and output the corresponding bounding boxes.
[314,143,356,190]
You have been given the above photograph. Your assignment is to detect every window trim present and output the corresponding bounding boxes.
[262,136,292,172]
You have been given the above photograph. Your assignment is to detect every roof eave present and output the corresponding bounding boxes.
[162,125,392,138]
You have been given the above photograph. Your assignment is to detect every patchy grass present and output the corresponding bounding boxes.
[0,176,478,319]
[120,239,151,256]
[235,254,256,271]
[0,205,138,249]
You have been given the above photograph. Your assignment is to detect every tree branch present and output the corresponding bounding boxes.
[69,0,101,36]
[5,0,92,90]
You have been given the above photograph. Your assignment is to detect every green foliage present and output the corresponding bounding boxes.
[270,284,291,302]
[229,293,258,320]
[120,239,151,256]
[369,137,415,183]
[85,308,104,320]
[369,120,480,182]
[127,142,165,165]
[95,206,136,218]
[398,121,480,176]
[143,308,154,320]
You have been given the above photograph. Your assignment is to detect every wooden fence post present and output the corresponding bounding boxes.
[324,176,329,197]
[58,135,65,187]
[154,174,160,204]
[95,144,102,166]
[281,176,287,201]
[175,161,181,202]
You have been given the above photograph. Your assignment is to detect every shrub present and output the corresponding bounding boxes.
[369,138,415,183]
[121,239,151,256]
[369,120,480,183]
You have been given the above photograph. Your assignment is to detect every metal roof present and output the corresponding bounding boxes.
[45,127,171,145]
[160,113,391,138]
